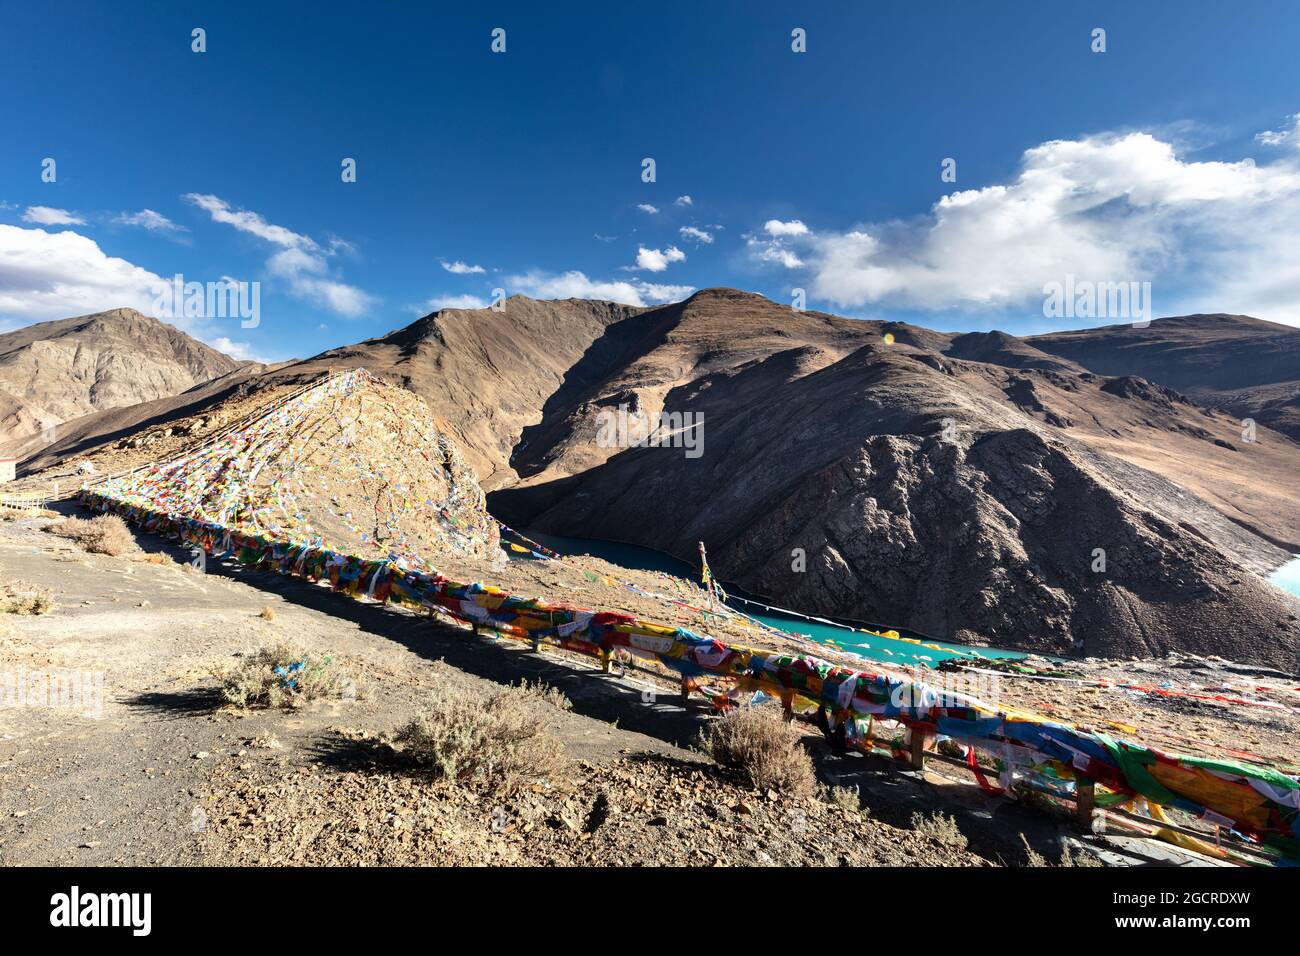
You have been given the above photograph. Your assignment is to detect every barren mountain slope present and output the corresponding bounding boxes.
[10,297,638,484]
[1029,314,1300,441]
[506,288,892,481]
[0,308,243,452]
[262,296,644,486]
[945,360,1300,556]
[12,291,1300,668]
[12,362,278,472]
[491,336,1300,669]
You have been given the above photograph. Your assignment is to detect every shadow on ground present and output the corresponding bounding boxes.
[124,686,227,718]
[96,510,1169,867]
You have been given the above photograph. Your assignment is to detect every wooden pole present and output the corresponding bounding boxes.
[698,541,715,615]
[909,729,926,771]
[1076,780,1096,829]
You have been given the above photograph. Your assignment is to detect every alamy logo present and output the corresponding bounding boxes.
[2,669,104,718]
[594,405,704,459]
[151,273,260,328]
[1042,274,1152,327]
[49,886,152,936]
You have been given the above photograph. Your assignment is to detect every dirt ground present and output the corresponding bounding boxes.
[1,510,1292,866]
[0,512,988,866]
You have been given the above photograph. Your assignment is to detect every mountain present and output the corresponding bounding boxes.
[87,370,500,566]
[277,296,643,486]
[1029,314,1300,441]
[485,291,1300,668]
[12,362,276,471]
[13,292,1300,669]
[0,308,244,454]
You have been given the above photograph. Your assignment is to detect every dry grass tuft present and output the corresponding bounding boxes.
[259,605,276,621]
[827,783,861,812]
[0,581,54,615]
[396,685,568,794]
[221,643,355,709]
[1060,841,1103,867]
[45,514,136,556]
[911,811,968,851]
[512,678,572,711]
[697,704,816,797]
[1020,834,1049,867]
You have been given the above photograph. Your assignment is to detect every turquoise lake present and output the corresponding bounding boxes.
[1269,556,1300,598]
[505,529,1027,667]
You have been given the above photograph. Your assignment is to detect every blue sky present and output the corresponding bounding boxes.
[3,0,1300,360]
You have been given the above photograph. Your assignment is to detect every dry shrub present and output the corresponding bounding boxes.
[45,514,136,556]
[221,643,355,709]
[259,605,276,621]
[513,678,572,711]
[911,811,968,851]
[1020,834,1049,867]
[828,783,861,812]
[1020,834,1101,867]
[0,581,54,615]
[698,704,816,797]
[1060,841,1103,867]
[396,685,567,794]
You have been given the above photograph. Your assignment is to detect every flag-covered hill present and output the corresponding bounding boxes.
[87,369,499,569]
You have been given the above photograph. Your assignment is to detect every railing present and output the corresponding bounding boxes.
[80,485,1300,866]
[73,364,1300,865]
[0,492,48,512]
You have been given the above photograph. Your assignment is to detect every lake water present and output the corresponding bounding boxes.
[505,529,1027,667]
[1268,556,1300,598]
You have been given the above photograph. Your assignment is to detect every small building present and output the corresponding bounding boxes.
[0,458,15,482]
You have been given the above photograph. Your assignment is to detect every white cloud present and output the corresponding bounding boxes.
[115,209,185,232]
[746,234,804,269]
[633,245,686,272]
[1256,114,1300,149]
[413,293,489,313]
[764,219,809,237]
[748,220,810,266]
[22,206,85,227]
[185,193,375,316]
[207,335,267,362]
[679,226,713,244]
[507,269,692,307]
[184,193,308,248]
[0,223,164,320]
[0,225,284,360]
[266,247,323,278]
[674,195,693,206]
[745,124,1300,324]
[636,203,659,214]
[440,259,485,275]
